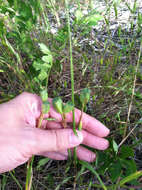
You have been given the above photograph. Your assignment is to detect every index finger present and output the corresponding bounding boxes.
[48,99,109,137]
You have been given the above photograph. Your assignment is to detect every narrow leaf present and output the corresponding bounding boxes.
[79,160,107,190]
[42,55,52,64]
[39,43,51,54]
[119,171,142,186]
[37,158,50,170]
[113,140,118,154]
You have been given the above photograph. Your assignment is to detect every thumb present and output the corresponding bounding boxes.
[31,128,83,154]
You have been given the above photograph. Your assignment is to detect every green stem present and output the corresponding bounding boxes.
[78,104,84,131]
[25,156,34,190]
[65,0,77,136]
[25,112,44,190]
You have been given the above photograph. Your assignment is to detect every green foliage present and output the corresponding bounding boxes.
[33,43,53,85]
[62,101,74,113]
[80,88,91,106]
[79,160,107,190]
[40,89,48,102]
[42,101,50,114]
[52,97,63,114]
[1,0,142,189]
[36,158,50,170]
[119,171,142,186]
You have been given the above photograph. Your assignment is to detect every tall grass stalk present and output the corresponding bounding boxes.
[65,0,76,135]
[123,41,142,138]
[65,0,78,168]
[25,156,34,190]
[9,171,23,190]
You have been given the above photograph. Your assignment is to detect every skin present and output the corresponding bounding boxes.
[0,92,110,173]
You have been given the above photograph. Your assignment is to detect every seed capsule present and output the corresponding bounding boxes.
[40,89,48,102]
[80,88,91,105]
[63,101,74,113]
[42,101,50,114]
[52,97,63,114]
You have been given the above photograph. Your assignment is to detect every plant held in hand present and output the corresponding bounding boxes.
[78,88,91,130]
[37,89,50,129]
[52,97,73,128]
[26,89,50,190]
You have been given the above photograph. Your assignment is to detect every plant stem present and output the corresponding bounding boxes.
[37,112,44,129]
[123,41,142,138]
[25,156,34,190]
[65,0,78,168]
[62,113,67,128]
[65,0,77,136]
[78,104,84,131]
[25,112,44,190]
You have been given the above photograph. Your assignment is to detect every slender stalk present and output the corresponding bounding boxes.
[78,104,84,131]
[65,0,78,170]
[37,112,44,129]
[123,41,142,138]
[25,112,44,190]
[25,156,34,190]
[65,0,77,135]
[62,113,67,128]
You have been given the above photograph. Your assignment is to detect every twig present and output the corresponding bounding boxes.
[119,118,142,148]
[123,42,142,138]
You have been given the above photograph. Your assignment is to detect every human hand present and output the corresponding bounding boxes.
[43,98,110,162]
[0,92,109,173]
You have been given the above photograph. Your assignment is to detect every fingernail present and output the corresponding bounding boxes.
[69,130,83,146]
[90,154,96,162]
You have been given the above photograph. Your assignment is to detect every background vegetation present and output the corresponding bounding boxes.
[0,0,142,189]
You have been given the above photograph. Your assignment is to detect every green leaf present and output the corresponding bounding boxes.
[119,171,142,186]
[40,89,48,102]
[42,101,50,114]
[63,101,74,113]
[79,160,107,190]
[121,159,137,176]
[120,145,134,159]
[44,118,56,121]
[52,97,63,114]
[38,70,47,81]
[80,88,91,105]
[55,177,72,190]
[75,9,83,22]
[109,160,122,182]
[84,14,103,26]
[112,140,118,154]
[37,158,50,170]
[39,43,51,54]
[42,55,53,64]
[33,61,50,71]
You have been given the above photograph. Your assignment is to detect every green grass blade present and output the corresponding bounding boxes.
[9,171,23,190]
[119,171,142,186]
[55,176,72,190]
[79,160,107,190]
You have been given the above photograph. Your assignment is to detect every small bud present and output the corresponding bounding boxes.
[40,89,48,102]
[52,97,63,114]
[42,101,50,114]
[63,101,74,113]
[80,88,91,105]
